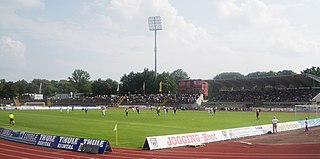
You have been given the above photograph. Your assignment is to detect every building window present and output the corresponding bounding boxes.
[194,81,202,85]
[193,89,201,94]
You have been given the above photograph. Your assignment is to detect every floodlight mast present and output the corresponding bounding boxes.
[148,16,162,80]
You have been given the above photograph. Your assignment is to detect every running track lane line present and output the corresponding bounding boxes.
[109,150,320,159]
[162,149,320,157]
[114,148,320,157]
[110,152,320,159]
[103,144,320,159]
[2,139,320,159]
[0,143,98,159]
[0,147,63,159]
[0,152,30,159]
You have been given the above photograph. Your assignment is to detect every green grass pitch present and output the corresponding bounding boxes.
[0,108,317,148]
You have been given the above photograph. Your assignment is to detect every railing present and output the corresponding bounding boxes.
[13,98,20,106]
[116,96,125,107]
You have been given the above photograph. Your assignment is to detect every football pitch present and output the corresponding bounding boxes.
[0,108,317,148]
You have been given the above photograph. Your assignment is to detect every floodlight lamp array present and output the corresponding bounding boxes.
[148,16,162,31]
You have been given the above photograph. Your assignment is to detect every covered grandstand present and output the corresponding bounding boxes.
[207,73,320,107]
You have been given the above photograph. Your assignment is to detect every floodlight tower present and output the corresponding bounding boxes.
[148,16,162,79]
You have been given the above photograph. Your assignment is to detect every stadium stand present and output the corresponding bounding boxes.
[0,98,14,110]
[208,74,320,107]
[50,94,200,107]
[51,96,114,106]
[5,73,319,110]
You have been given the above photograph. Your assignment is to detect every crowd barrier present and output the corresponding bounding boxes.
[143,118,320,150]
[0,128,112,154]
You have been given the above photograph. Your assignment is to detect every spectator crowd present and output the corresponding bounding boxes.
[50,93,200,106]
[212,89,319,103]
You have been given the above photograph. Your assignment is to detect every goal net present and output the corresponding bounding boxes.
[295,104,320,120]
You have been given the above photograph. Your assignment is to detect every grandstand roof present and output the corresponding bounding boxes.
[209,74,320,90]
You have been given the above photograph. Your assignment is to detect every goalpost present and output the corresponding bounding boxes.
[295,104,320,120]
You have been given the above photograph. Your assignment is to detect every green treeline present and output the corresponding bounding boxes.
[0,67,319,99]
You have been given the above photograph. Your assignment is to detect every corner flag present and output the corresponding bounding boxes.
[114,124,117,131]
[114,124,118,145]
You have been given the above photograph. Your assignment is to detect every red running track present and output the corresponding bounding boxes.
[1,139,320,159]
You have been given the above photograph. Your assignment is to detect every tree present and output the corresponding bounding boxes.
[214,72,244,79]
[26,81,39,94]
[57,80,76,94]
[92,78,106,96]
[68,69,92,94]
[0,79,5,98]
[15,80,28,96]
[171,69,189,82]
[276,70,296,76]
[42,81,57,97]
[120,71,136,95]
[3,81,18,99]
[121,69,180,95]
[158,71,178,94]
[120,69,180,95]
[120,69,153,95]
[302,66,320,77]
[105,78,118,95]
[50,80,59,92]
[92,78,119,96]
[29,79,57,97]
[246,71,276,78]
[141,69,158,94]
[120,72,138,95]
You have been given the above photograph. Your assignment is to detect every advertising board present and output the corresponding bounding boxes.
[0,128,111,154]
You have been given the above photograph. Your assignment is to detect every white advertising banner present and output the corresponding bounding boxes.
[145,124,271,150]
[225,124,271,140]
[144,118,320,150]
[277,121,300,132]
[145,130,225,150]
[297,118,320,128]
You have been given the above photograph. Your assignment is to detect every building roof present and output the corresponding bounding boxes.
[208,74,320,90]
[178,79,207,82]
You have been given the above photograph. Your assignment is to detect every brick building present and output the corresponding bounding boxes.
[178,79,209,97]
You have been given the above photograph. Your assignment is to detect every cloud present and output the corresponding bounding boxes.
[0,0,44,11]
[211,0,320,56]
[0,36,26,58]
[109,0,143,21]
[14,0,210,57]
[0,36,26,79]
[70,0,212,79]
[215,0,288,27]
[10,0,44,9]
[1,0,319,81]
[97,15,120,30]
[269,34,320,56]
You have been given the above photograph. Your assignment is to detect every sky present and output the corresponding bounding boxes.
[1,0,320,82]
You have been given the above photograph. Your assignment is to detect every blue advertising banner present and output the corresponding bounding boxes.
[297,118,320,128]
[36,134,59,147]
[0,128,111,154]
[36,134,111,154]
[0,128,39,145]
